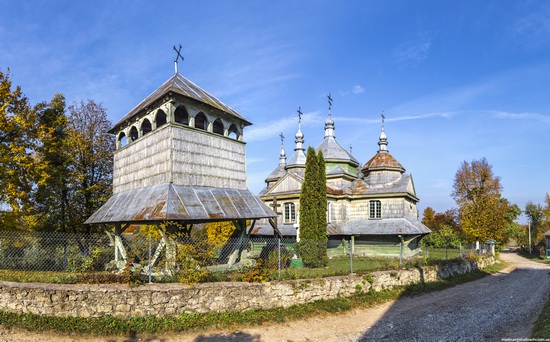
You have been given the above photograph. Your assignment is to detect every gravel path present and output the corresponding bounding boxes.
[360,250,550,341]
[1,250,548,341]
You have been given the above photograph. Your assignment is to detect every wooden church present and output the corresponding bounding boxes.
[256,100,431,258]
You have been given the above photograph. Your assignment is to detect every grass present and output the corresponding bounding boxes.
[0,261,506,336]
[532,290,550,338]
[0,269,82,283]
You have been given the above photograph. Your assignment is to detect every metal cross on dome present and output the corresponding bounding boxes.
[381,111,385,127]
[173,44,184,74]
[279,132,284,146]
[297,106,302,125]
[328,93,333,113]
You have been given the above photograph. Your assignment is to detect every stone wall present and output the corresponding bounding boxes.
[0,255,496,319]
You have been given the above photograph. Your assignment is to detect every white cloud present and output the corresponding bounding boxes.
[490,110,550,124]
[335,111,456,124]
[394,34,433,68]
[246,111,321,142]
[352,85,365,94]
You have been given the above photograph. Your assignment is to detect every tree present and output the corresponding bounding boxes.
[0,69,36,218]
[32,93,71,232]
[422,207,460,233]
[66,100,114,233]
[525,201,544,247]
[502,199,523,245]
[452,158,507,243]
[297,147,328,268]
[421,207,436,229]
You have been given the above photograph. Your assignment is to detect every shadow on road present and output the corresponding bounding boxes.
[358,252,550,341]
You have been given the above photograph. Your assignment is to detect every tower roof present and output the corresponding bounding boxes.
[110,73,251,133]
[361,120,405,175]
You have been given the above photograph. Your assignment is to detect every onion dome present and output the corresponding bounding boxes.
[361,125,405,176]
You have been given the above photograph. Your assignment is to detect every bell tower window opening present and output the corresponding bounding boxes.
[284,202,296,223]
[369,200,381,219]
[141,118,152,136]
[213,118,224,135]
[118,132,127,149]
[174,106,189,125]
[195,112,207,130]
[129,126,139,142]
[156,109,167,127]
[228,124,239,140]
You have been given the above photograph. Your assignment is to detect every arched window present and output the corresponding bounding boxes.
[141,119,152,136]
[118,132,127,149]
[284,202,296,223]
[213,118,224,135]
[156,109,167,127]
[129,126,139,142]
[174,106,189,125]
[369,200,381,219]
[228,124,239,140]
[195,112,207,130]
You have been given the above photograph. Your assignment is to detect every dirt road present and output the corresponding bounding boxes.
[1,250,549,341]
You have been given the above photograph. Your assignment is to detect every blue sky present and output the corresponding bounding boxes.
[2,1,549,221]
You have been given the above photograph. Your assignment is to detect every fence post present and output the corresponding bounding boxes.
[349,237,353,274]
[278,237,281,280]
[148,234,152,284]
[459,242,462,258]
[399,236,403,267]
[446,245,448,260]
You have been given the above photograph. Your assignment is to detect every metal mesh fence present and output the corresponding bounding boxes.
[0,230,486,282]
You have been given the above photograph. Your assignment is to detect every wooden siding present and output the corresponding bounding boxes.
[113,126,171,193]
[171,125,247,189]
[112,124,247,193]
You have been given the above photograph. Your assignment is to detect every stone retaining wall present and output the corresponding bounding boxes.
[0,255,495,318]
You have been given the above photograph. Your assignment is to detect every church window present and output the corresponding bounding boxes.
[327,201,332,223]
[369,200,381,219]
[174,106,189,125]
[141,118,152,136]
[129,126,139,142]
[156,109,167,127]
[284,202,296,223]
[195,112,207,130]
[213,118,224,135]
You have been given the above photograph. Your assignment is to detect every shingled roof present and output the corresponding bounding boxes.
[110,73,251,133]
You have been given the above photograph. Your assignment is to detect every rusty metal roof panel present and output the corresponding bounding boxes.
[85,183,275,224]
[110,74,251,133]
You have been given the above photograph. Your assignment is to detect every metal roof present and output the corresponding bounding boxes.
[327,218,431,235]
[110,73,251,133]
[251,218,430,236]
[351,174,412,195]
[85,183,275,225]
[316,136,359,165]
[362,152,405,174]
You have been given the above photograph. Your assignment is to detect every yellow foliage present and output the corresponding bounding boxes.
[205,221,237,247]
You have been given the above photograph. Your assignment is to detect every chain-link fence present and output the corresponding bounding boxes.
[0,230,488,282]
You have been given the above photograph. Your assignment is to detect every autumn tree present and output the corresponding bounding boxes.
[297,147,328,268]
[0,69,36,223]
[525,201,545,248]
[422,207,460,233]
[66,100,115,233]
[452,158,508,244]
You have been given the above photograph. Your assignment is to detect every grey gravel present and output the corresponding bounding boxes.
[360,250,550,341]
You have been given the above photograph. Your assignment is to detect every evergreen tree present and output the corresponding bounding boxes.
[297,147,328,268]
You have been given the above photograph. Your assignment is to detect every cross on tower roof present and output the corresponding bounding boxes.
[381,111,385,127]
[173,44,184,74]
[328,93,333,114]
[297,106,302,125]
[279,132,284,146]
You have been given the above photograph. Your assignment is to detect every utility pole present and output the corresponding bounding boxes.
[529,220,532,254]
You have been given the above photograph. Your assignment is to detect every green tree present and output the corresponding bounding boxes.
[0,69,36,220]
[452,158,507,243]
[32,93,71,232]
[297,147,328,268]
[525,201,544,247]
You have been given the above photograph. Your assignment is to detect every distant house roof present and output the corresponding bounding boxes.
[110,73,251,133]
[85,183,275,225]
